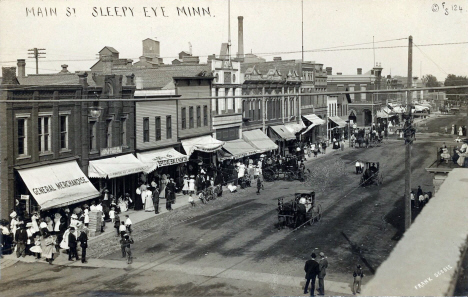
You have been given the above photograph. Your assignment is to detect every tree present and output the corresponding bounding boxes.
[444,74,468,101]
[421,74,441,91]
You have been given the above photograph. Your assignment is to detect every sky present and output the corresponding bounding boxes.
[1,0,467,81]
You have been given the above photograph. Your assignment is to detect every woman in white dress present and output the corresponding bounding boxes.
[118,195,128,212]
[189,175,196,195]
[144,189,154,212]
[159,174,168,199]
[182,175,189,194]
[31,212,40,234]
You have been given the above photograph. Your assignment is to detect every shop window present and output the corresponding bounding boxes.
[38,116,51,153]
[17,118,28,156]
[181,107,186,129]
[166,116,172,139]
[143,117,149,142]
[203,105,208,126]
[155,116,161,141]
[60,115,68,150]
[197,106,201,127]
[189,106,194,128]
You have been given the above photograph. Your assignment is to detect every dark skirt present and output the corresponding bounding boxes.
[134,195,143,210]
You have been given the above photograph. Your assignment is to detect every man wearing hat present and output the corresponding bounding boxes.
[317,252,329,295]
[78,229,88,263]
[152,186,160,214]
[68,227,79,261]
[352,264,364,294]
[14,222,28,258]
[166,178,176,206]
[304,253,320,296]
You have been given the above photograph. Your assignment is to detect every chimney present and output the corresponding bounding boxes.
[60,64,70,73]
[2,67,19,85]
[126,74,135,86]
[326,67,332,75]
[17,59,26,77]
[126,59,133,66]
[77,72,88,88]
[101,55,113,74]
[273,57,282,61]
[357,68,362,75]
[237,16,244,60]
[337,72,342,75]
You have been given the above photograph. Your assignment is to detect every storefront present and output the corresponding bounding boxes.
[242,129,278,154]
[218,139,259,161]
[301,114,326,143]
[181,135,225,175]
[16,160,100,214]
[268,125,297,156]
[328,116,348,141]
[88,154,149,200]
[137,147,189,189]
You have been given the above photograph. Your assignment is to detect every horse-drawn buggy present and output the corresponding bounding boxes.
[277,190,322,229]
[360,162,383,186]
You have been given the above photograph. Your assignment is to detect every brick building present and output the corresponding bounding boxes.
[0,62,139,219]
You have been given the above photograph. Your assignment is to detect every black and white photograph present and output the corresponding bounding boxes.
[1,0,468,296]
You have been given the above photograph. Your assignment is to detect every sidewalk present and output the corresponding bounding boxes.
[89,192,192,242]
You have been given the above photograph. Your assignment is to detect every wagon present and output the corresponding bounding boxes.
[277,190,322,229]
[360,162,383,186]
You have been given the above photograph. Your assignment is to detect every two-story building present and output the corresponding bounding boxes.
[0,62,142,219]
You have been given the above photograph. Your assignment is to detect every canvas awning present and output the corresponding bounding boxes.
[17,161,100,210]
[137,148,188,173]
[285,120,306,134]
[219,139,259,161]
[270,125,297,141]
[88,154,149,179]
[302,114,326,125]
[328,116,348,128]
[181,135,225,157]
[242,129,278,153]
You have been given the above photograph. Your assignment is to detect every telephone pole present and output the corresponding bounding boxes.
[28,48,46,74]
[405,36,413,231]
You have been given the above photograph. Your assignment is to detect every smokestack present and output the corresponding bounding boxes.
[60,64,70,73]
[357,68,362,75]
[17,59,26,78]
[237,16,244,60]
[326,67,332,75]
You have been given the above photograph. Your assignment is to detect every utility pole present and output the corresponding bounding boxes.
[227,0,231,64]
[28,48,46,74]
[301,0,304,62]
[405,35,413,231]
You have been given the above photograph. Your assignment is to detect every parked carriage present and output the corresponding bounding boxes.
[277,190,322,229]
[360,162,383,186]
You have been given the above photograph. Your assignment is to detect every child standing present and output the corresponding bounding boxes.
[188,195,195,207]
[30,234,42,259]
[114,214,121,237]
[125,215,132,234]
[182,175,189,195]
[109,207,116,224]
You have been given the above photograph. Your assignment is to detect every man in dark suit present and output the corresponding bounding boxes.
[152,186,160,214]
[68,227,79,261]
[78,229,88,263]
[317,252,329,295]
[304,253,320,296]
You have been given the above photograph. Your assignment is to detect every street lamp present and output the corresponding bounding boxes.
[89,92,103,119]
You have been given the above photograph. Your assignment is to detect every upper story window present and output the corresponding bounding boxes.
[215,73,219,83]
[166,116,172,139]
[232,74,236,83]
[121,116,127,146]
[60,115,69,150]
[105,118,113,148]
[89,120,97,151]
[203,105,208,126]
[155,116,161,141]
[38,116,51,153]
[189,106,194,128]
[196,106,201,127]
[181,107,187,129]
[143,117,150,142]
[17,117,28,156]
